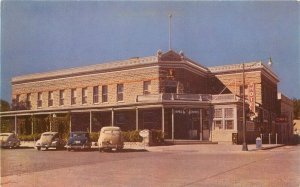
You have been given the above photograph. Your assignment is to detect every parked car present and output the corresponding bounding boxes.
[35,132,65,151]
[0,133,20,148]
[65,131,91,151]
[98,126,124,152]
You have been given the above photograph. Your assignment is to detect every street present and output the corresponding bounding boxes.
[1,145,299,187]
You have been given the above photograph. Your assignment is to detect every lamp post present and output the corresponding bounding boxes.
[242,63,248,151]
[241,57,272,151]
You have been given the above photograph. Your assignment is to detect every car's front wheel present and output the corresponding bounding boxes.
[37,147,41,151]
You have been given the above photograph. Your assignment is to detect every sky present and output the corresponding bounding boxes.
[1,1,299,102]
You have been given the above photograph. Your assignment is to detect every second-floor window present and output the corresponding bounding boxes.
[48,91,53,107]
[82,87,88,104]
[102,85,108,103]
[143,81,151,95]
[37,92,42,108]
[71,88,76,105]
[26,93,31,108]
[16,95,20,103]
[117,84,124,101]
[59,90,64,106]
[93,86,99,104]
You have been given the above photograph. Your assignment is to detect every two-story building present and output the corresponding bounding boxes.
[0,50,285,144]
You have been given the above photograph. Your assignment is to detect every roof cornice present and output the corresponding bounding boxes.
[12,56,158,84]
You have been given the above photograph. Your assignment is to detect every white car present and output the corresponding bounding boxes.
[98,126,124,152]
[35,132,65,151]
[0,133,21,148]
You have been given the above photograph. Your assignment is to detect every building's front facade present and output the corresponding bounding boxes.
[1,50,287,144]
[276,93,294,143]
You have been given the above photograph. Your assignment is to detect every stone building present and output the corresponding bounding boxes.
[0,50,288,144]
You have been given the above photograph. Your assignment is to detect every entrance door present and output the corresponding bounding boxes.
[201,109,210,141]
[202,120,210,140]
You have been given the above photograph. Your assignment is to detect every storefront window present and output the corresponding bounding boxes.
[214,109,222,118]
[214,120,223,130]
[224,108,233,118]
[225,120,234,130]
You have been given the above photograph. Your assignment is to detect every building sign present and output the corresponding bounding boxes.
[246,121,255,131]
[247,83,256,114]
[275,115,288,123]
[174,109,200,115]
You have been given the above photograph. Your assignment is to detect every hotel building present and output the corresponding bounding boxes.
[0,50,291,144]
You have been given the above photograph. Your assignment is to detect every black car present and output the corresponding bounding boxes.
[65,131,91,151]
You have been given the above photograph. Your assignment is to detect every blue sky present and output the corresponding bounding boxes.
[1,1,299,101]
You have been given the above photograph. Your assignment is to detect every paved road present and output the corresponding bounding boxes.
[1,145,299,187]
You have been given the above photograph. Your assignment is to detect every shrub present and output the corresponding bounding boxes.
[151,129,164,144]
[122,130,143,142]
[18,134,41,141]
[90,132,99,142]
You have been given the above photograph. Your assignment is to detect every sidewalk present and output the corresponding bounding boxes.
[19,141,284,153]
[144,143,285,153]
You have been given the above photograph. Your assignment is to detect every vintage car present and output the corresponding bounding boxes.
[0,133,20,148]
[35,132,65,151]
[65,131,91,151]
[98,126,124,152]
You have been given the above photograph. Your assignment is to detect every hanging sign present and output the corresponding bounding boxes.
[247,83,256,114]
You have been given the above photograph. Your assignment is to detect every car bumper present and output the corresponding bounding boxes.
[65,145,90,149]
[99,143,123,149]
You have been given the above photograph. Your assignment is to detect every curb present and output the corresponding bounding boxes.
[250,144,285,151]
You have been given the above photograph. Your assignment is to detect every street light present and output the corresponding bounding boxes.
[242,57,272,151]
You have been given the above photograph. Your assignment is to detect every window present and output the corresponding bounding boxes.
[71,89,76,105]
[93,86,99,103]
[102,85,108,103]
[213,120,223,130]
[59,90,64,106]
[16,95,20,103]
[143,81,151,95]
[48,91,53,107]
[240,85,248,100]
[225,120,234,130]
[214,109,222,118]
[224,108,233,118]
[37,92,42,108]
[117,84,124,101]
[26,93,31,108]
[82,87,87,104]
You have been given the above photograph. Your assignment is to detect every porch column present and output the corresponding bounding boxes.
[172,108,174,141]
[89,111,92,133]
[162,107,165,137]
[31,114,34,135]
[200,109,202,141]
[49,114,52,132]
[136,108,138,130]
[111,109,114,126]
[69,113,72,132]
[14,115,17,134]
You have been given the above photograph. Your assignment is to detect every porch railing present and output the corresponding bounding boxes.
[136,93,239,103]
[136,94,212,102]
[211,94,240,102]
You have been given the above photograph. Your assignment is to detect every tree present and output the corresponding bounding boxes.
[293,98,300,119]
[0,99,10,112]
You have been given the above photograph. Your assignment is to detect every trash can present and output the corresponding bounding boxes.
[256,137,262,149]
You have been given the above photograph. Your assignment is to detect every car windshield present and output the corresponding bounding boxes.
[41,134,54,142]
[103,130,120,134]
[71,133,88,138]
[0,134,9,141]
